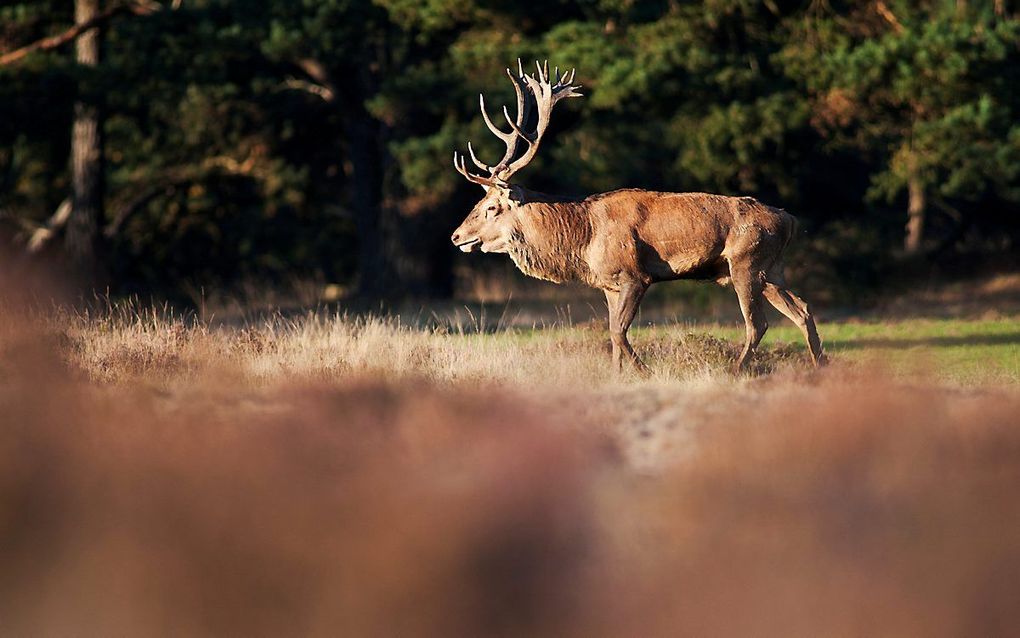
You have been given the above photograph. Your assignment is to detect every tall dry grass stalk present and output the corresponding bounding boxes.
[2,284,1020,635]
[59,299,802,391]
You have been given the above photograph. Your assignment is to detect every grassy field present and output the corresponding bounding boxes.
[3,296,1020,635]
[62,305,1020,387]
[412,315,1020,386]
[679,316,1020,385]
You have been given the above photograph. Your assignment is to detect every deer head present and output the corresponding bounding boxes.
[450,60,582,253]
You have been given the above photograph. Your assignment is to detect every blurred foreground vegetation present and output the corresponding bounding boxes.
[1,0,1018,305]
[5,302,1020,634]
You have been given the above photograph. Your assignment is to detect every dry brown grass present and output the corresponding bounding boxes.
[3,287,1020,636]
[59,302,805,390]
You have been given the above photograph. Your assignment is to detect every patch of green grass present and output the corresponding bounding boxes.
[666,317,1020,386]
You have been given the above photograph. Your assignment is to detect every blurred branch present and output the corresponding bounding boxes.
[294,58,339,104]
[0,0,166,67]
[105,181,188,238]
[3,150,266,251]
[0,198,73,254]
[932,197,963,223]
[106,154,268,237]
[281,77,334,102]
[25,199,72,253]
[874,1,904,33]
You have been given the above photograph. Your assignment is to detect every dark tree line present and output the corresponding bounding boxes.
[1,0,1018,303]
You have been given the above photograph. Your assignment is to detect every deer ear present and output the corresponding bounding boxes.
[506,184,526,205]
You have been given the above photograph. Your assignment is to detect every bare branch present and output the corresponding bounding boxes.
[26,199,72,253]
[294,58,339,102]
[105,153,267,236]
[874,0,904,33]
[0,1,161,67]
[281,77,334,102]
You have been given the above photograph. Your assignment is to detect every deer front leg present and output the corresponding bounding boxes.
[731,267,768,372]
[605,281,649,373]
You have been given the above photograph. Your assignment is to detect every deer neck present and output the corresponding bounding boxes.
[507,196,592,284]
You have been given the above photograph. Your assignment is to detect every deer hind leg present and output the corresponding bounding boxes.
[606,281,649,373]
[730,265,768,371]
[763,281,826,366]
[604,288,619,359]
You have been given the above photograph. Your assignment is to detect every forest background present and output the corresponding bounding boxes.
[1,0,1017,308]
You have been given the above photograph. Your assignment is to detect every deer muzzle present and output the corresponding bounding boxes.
[451,231,481,252]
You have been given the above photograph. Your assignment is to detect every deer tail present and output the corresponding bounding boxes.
[770,206,797,251]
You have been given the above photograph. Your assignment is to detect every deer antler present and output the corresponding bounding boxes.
[453,60,582,188]
[497,61,582,180]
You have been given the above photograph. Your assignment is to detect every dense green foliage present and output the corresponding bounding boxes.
[1,0,1017,302]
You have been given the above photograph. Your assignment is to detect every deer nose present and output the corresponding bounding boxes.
[451,231,462,245]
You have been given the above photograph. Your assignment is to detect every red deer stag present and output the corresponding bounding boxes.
[451,61,825,372]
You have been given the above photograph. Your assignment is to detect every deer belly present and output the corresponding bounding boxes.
[663,254,725,280]
[635,237,726,282]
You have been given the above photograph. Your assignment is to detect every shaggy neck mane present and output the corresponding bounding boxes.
[507,190,593,284]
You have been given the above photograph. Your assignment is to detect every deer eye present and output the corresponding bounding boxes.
[486,205,498,216]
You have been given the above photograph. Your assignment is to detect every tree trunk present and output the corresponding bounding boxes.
[66,0,105,284]
[904,169,926,255]
[297,57,392,298]
[346,107,389,298]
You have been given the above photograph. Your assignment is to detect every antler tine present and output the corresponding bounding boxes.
[502,105,532,141]
[548,67,580,95]
[501,104,519,129]
[479,94,514,143]
[452,151,466,178]
[478,65,531,175]
[466,142,489,172]
[553,67,568,88]
[454,150,498,188]
[505,66,530,121]
[453,151,467,176]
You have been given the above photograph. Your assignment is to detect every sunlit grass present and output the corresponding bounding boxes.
[688,318,1020,385]
[463,316,1020,386]
[56,299,1020,389]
